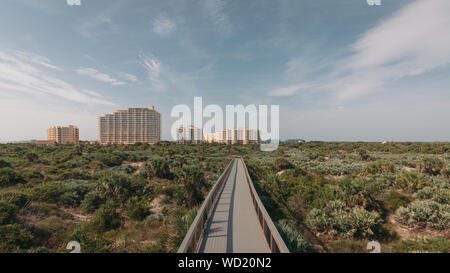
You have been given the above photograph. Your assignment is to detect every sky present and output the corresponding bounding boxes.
[0,0,449,142]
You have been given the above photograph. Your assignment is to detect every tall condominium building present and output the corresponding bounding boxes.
[47,125,79,144]
[177,126,202,144]
[203,128,259,144]
[99,106,160,145]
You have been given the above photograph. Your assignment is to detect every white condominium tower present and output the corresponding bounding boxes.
[99,106,161,145]
[47,125,79,144]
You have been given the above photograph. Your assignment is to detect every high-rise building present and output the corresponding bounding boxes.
[203,128,259,144]
[98,106,160,145]
[177,126,202,144]
[47,125,79,144]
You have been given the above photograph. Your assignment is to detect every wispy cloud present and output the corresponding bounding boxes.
[152,15,176,36]
[118,72,138,82]
[271,0,450,103]
[268,83,314,97]
[201,0,232,37]
[139,53,165,91]
[333,0,450,102]
[76,67,126,86]
[0,49,114,106]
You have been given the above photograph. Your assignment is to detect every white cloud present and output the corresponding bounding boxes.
[152,15,176,36]
[0,49,114,106]
[268,83,314,97]
[118,72,138,82]
[139,53,165,91]
[76,67,126,86]
[334,0,450,102]
[273,0,450,103]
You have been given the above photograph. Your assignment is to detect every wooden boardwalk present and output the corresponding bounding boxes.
[198,159,270,253]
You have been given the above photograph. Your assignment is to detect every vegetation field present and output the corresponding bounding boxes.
[0,142,449,253]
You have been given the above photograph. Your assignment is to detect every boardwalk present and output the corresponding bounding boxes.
[198,159,270,253]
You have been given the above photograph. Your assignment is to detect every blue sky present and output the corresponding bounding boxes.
[0,0,449,141]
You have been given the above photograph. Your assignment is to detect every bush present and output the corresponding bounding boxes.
[395,172,425,193]
[0,224,34,251]
[0,159,11,168]
[92,201,122,232]
[27,183,63,203]
[81,191,103,213]
[392,237,450,253]
[25,152,38,162]
[0,201,18,225]
[395,200,449,230]
[144,158,172,179]
[274,158,294,171]
[175,165,206,208]
[94,172,131,204]
[365,160,395,174]
[0,167,24,187]
[21,169,44,184]
[276,219,315,253]
[383,191,411,211]
[0,192,31,208]
[420,158,445,176]
[307,200,382,239]
[127,197,148,221]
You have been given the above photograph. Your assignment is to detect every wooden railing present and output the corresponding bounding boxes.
[177,159,235,253]
[240,158,290,253]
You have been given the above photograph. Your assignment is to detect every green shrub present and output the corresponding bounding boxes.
[420,157,445,176]
[0,167,24,187]
[0,159,11,168]
[383,191,411,211]
[0,191,30,209]
[328,240,367,253]
[25,152,38,162]
[365,160,395,174]
[0,224,34,251]
[92,201,122,232]
[27,183,63,203]
[94,172,131,204]
[127,197,148,221]
[395,200,449,230]
[0,201,18,225]
[307,200,382,239]
[395,172,425,193]
[144,158,172,179]
[21,169,44,183]
[274,158,294,171]
[81,191,103,213]
[392,237,450,253]
[276,219,315,252]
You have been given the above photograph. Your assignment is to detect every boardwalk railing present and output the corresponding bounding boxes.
[177,159,234,253]
[240,158,290,253]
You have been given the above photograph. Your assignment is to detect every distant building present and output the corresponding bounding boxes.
[203,128,259,144]
[99,106,160,145]
[47,125,79,144]
[177,126,202,144]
